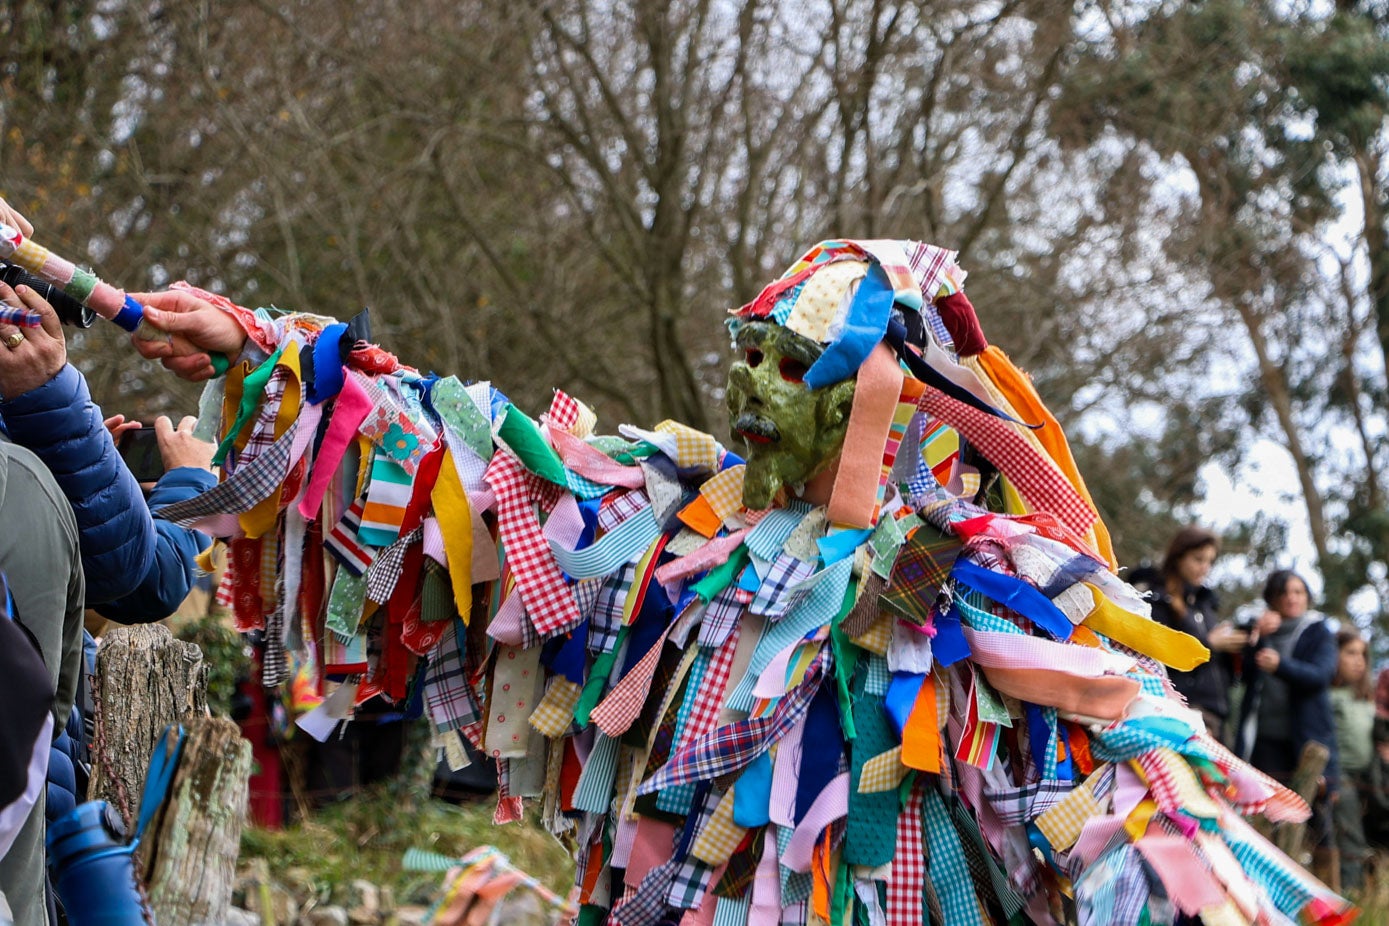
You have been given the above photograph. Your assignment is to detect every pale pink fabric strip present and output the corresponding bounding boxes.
[654,529,749,586]
[963,627,1134,677]
[1135,834,1226,916]
[782,773,850,872]
[550,428,646,489]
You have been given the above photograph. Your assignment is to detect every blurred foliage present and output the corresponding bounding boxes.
[174,611,251,719]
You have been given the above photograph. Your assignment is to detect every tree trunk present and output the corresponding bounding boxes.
[88,624,209,828]
[142,716,253,926]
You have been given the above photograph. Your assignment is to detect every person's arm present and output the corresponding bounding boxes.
[0,283,156,604]
[1275,622,1338,692]
[95,416,218,624]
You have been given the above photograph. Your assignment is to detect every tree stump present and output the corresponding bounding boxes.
[142,715,253,926]
[88,623,208,827]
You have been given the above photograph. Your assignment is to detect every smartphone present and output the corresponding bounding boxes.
[118,429,165,483]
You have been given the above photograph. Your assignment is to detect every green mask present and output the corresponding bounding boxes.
[725,320,856,509]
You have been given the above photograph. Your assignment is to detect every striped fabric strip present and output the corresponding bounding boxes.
[359,449,413,546]
[325,494,376,575]
[745,502,812,561]
[571,732,622,814]
[549,504,660,580]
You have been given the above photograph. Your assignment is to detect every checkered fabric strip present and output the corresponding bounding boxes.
[590,624,676,737]
[546,389,581,431]
[922,787,984,923]
[366,526,422,603]
[157,421,300,526]
[424,620,481,733]
[609,857,678,926]
[1035,766,1108,851]
[638,652,824,796]
[857,746,907,793]
[236,368,290,467]
[692,787,748,865]
[947,793,1026,920]
[983,779,1074,827]
[917,386,1097,535]
[881,522,962,626]
[699,465,746,522]
[597,488,650,533]
[749,553,816,620]
[697,585,744,648]
[589,563,636,655]
[325,494,376,575]
[653,420,721,472]
[668,814,720,908]
[530,677,582,738]
[679,623,743,757]
[905,240,957,306]
[712,829,763,900]
[886,784,926,926]
[484,452,580,637]
[1135,749,1222,823]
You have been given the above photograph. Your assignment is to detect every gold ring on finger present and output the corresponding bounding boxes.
[3,331,24,349]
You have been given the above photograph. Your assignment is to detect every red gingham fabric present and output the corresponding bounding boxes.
[547,390,581,431]
[590,622,677,737]
[483,451,580,637]
[887,783,926,925]
[917,385,1097,536]
[679,622,742,750]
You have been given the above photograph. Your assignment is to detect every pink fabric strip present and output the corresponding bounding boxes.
[747,828,783,926]
[487,591,527,646]
[653,529,748,586]
[298,374,373,519]
[624,818,678,890]
[1135,834,1226,916]
[768,716,806,829]
[827,345,903,529]
[550,428,646,489]
[962,628,1134,677]
[782,773,849,872]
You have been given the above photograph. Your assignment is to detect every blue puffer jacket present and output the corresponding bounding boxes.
[96,466,216,624]
[0,365,155,605]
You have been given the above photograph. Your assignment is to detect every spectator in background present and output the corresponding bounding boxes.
[1331,628,1376,892]
[1234,570,1339,787]
[1130,526,1247,738]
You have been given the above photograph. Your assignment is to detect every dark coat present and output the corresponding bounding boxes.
[1233,616,1340,789]
[1129,567,1230,719]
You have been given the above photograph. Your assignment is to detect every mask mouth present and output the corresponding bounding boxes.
[733,412,780,445]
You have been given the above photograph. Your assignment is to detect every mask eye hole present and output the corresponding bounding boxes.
[779,357,808,383]
[746,349,764,368]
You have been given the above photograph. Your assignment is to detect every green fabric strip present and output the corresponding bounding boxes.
[213,344,286,466]
[496,403,568,485]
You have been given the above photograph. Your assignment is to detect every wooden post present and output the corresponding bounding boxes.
[142,715,253,926]
[89,623,209,826]
[1274,740,1331,867]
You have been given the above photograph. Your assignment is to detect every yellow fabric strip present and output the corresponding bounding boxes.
[1083,584,1209,671]
[432,447,476,622]
[241,341,303,538]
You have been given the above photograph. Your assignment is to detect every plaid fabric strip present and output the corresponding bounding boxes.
[366,526,422,603]
[886,784,926,926]
[237,369,290,467]
[922,787,984,923]
[905,240,957,304]
[947,794,1025,920]
[917,386,1097,536]
[698,585,744,648]
[609,857,677,926]
[591,623,677,737]
[157,421,300,526]
[590,563,636,655]
[692,788,747,866]
[638,653,825,796]
[713,829,764,899]
[668,795,721,909]
[325,494,376,575]
[749,553,816,620]
[424,620,481,733]
[530,677,582,738]
[659,624,742,814]
[484,452,580,636]
[984,779,1074,827]
[881,522,961,625]
[598,488,650,533]
[857,746,907,793]
[1135,750,1221,823]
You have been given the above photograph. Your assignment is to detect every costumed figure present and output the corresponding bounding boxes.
[121,239,1353,925]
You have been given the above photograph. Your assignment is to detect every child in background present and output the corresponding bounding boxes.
[1331,628,1376,892]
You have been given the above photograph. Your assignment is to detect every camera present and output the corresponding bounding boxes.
[0,261,95,328]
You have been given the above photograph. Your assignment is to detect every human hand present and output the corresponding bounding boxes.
[1207,622,1250,654]
[103,414,143,442]
[154,415,214,472]
[1254,647,1281,674]
[128,290,248,381]
[0,281,66,400]
[0,196,34,237]
[1256,609,1282,637]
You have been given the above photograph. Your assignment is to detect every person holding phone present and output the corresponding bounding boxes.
[94,415,217,625]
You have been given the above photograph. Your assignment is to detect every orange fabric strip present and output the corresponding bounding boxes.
[901,672,942,772]
[677,494,724,539]
[980,665,1139,721]
[827,344,903,529]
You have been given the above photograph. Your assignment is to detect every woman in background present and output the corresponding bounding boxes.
[1131,526,1247,738]
[1331,628,1376,893]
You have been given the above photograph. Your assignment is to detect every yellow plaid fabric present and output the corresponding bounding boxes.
[1140,748,1221,821]
[529,678,583,738]
[571,398,598,439]
[10,236,49,271]
[700,465,746,521]
[691,786,747,865]
[853,614,892,656]
[654,420,720,472]
[858,746,907,794]
[1035,764,1110,850]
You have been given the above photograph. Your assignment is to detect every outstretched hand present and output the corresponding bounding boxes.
[129,290,249,382]
[0,196,34,237]
[154,415,214,472]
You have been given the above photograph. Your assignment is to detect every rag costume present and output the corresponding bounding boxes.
[156,240,1351,925]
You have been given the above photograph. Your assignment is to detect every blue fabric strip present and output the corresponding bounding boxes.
[804,263,895,390]
[548,505,659,580]
[951,559,1074,641]
[307,322,349,404]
